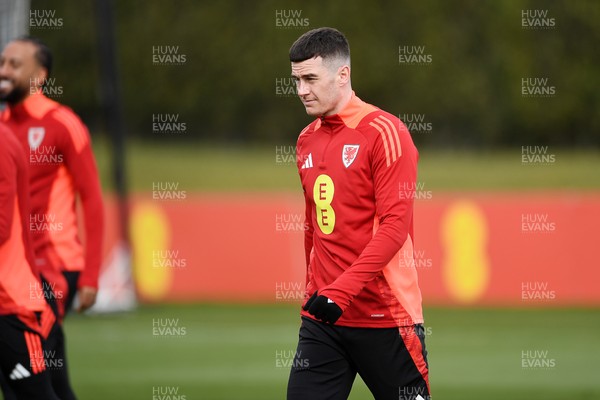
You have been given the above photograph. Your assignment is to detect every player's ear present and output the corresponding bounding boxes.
[337,64,350,86]
[33,67,48,89]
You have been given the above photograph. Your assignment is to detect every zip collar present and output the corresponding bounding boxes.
[1,92,58,122]
[319,91,376,132]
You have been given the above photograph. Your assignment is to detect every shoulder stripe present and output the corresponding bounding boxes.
[371,115,402,167]
[375,117,397,161]
[376,115,402,158]
[52,108,89,153]
[369,121,392,167]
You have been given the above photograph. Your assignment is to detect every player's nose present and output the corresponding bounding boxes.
[0,63,12,79]
[296,80,310,96]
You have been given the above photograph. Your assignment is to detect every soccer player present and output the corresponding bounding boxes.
[0,36,104,399]
[287,28,430,400]
[0,122,59,399]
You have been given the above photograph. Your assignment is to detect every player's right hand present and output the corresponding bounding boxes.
[303,291,343,324]
[77,286,97,313]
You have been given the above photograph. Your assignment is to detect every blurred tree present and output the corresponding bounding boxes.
[29,0,599,147]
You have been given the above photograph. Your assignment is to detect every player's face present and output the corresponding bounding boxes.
[291,56,347,117]
[0,41,46,105]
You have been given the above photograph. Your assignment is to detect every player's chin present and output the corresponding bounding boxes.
[0,79,13,92]
[0,85,14,99]
[303,106,321,117]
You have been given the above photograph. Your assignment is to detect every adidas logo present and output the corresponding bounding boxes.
[9,363,31,380]
[300,153,313,169]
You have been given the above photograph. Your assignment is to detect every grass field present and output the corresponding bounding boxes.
[92,139,600,192]
[59,304,600,400]
[71,139,600,400]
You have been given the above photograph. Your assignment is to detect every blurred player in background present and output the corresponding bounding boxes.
[0,122,59,399]
[287,28,430,400]
[0,36,104,399]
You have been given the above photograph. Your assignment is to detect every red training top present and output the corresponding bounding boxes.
[0,122,55,337]
[296,92,423,328]
[1,92,104,290]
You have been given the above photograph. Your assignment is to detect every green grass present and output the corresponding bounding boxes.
[60,304,600,400]
[80,140,599,398]
[92,139,600,192]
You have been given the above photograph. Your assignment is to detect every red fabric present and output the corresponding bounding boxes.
[296,93,423,327]
[399,326,430,393]
[0,122,54,335]
[1,93,104,289]
[25,330,46,374]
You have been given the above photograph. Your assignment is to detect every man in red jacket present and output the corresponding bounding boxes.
[287,28,430,400]
[0,36,104,400]
[0,122,59,399]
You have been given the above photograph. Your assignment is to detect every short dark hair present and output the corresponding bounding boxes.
[289,27,350,65]
[15,35,53,77]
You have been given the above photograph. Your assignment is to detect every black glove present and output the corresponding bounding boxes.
[303,291,343,324]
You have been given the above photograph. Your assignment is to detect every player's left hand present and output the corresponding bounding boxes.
[77,286,97,313]
[303,291,343,324]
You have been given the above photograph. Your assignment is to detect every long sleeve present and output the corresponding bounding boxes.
[0,139,17,245]
[59,115,104,289]
[319,121,417,310]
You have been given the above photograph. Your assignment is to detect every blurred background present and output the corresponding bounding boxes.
[1,0,599,399]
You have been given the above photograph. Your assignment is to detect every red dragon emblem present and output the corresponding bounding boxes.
[342,145,360,168]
